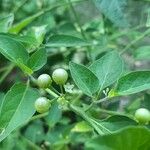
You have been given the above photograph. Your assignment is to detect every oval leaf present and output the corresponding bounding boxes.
[46,35,90,47]
[86,126,150,150]
[115,71,150,96]
[0,33,29,63]
[0,83,40,142]
[69,62,99,97]
[89,51,124,91]
[27,48,47,71]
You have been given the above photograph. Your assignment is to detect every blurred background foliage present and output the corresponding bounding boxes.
[0,0,150,149]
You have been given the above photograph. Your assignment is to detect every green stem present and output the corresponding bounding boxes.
[120,28,150,54]
[67,0,86,39]
[69,104,106,135]
[30,112,49,121]
[110,24,145,40]
[67,0,93,60]
[0,63,15,85]
[85,97,110,112]
[98,108,134,119]
[0,66,8,73]
[45,88,59,98]
[60,85,64,95]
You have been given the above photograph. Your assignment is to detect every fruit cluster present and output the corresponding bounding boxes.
[34,68,68,113]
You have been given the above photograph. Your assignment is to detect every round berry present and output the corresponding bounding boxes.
[52,68,68,85]
[34,97,51,113]
[135,108,150,124]
[37,74,52,88]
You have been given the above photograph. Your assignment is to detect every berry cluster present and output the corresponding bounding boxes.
[34,68,68,113]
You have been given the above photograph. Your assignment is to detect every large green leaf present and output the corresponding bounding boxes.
[89,51,124,91]
[0,33,29,63]
[0,83,40,142]
[69,62,99,97]
[0,33,35,74]
[114,71,150,96]
[46,35,90,47]
[27,48,47,71]
[85,126,150,150]
[94,0,129,27]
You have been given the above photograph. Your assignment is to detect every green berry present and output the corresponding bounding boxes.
[52,68,68,85]
[35,97,51,113]
[135,108,150,124]
[37,74,52,88]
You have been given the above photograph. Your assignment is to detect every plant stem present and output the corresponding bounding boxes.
[67,0,86,39]
[69,104,105,135]
[110,24,145,40]
[98,108,134,119]
[60,85,64,95]
[0,63,15,85]
[85,97,110,112]
[30,112,49,121]
[45,88,59,98]
[120,28,150,54]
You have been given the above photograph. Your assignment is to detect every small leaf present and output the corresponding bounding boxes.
[46,34,90,47]
[69,62,99,96]
[27,48,47,71]
[0,83,40,142]
[134,46,150,60]
[115,71,150,96]
[89,51,124,91]
[85,126,150,150]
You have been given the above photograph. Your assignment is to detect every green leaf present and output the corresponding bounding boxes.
[85,126,150,150]
[101,115,137,132]
[0,33,29,63]
[3,33,38,47]
[46,35,90,47]
[94,0,129,27]
[44,101,62,128]
[0,83,40,142]
[9,12,43,33]
[115,71,150,96]
[0,33,35,74]
[134,46,150,60]
[27,48,47,71]
[89,51,124,91]
[0,14,14,33]
[69,62,99,96]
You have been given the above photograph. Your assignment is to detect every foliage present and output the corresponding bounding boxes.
[0,0,150,149]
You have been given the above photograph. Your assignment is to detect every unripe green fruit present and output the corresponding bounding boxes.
[135,108,150,124]
[35,97,51,113]
[37,74,52,88]
[52,68,68,85]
